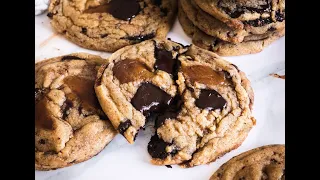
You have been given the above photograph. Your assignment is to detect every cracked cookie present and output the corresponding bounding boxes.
[178,5,285,56]
[180,0,284,43]
[210,144,285,180]
[95,39,255,167]
[35,53,117,170]
[193,0,285,30]
[48,0,177,52]
[95,39,188,144]
[148,45,255,167]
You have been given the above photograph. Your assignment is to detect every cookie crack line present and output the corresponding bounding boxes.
[94,39,255,167]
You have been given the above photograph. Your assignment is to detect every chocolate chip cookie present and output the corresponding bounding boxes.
[149,45,255,167]
[180,0,284,43]
[178,5,285,56]
[95,39,188,144]
[210,144,285,180]
[35,53,117,170]
[95,39,255,167]
[193,0,285,30]
[48,0,177,52]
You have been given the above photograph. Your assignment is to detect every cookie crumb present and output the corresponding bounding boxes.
[270,73,285,79]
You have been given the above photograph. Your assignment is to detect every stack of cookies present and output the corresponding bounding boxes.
[178,0,285,56]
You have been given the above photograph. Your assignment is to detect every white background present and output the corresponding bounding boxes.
[35,13,285,180]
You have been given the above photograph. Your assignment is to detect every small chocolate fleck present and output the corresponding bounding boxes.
[118,119,132,135]
[61,56,85,61]
[231,64,240,72]
[195,89,227,110]
[39,139,46,144]
[123,33,156,43]
[100,34,108,38]
[268,27,277,31]
[81,28,87,34]
[275,10,285,22]
[244,17,273,27]
[47,12,54,18]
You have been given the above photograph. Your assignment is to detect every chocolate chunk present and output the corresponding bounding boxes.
[182,65,229,87]
[275,10,285,22]
[123,33,156,43]
[154,47,175,74]
[61,56,85,61]
[100,34,108,38]
[268,27,277,31]
[148,135,175,159]
[61,99,73,119]
[155,95,183,128]
[84,0,141,21]
[113,59,153,84]
[165,165,172,168]
[118,119,132,135]
[195,89,227,110]
[131,83,172,117]
[47,12,54,18]
[64,76,100,112]
[244,17,273,27]
[81,28,87,34]
[39,139,46,144]
[35,88,48,102]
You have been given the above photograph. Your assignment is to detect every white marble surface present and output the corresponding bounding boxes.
[35,13,285,180]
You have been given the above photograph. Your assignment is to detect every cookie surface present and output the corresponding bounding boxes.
[181,0,284,43]
[210,144,285,180]
[95,39,255,167]
[178,5,285,56]
[35,53,117,170]
[193,0,285,30]
[48,0,177,52]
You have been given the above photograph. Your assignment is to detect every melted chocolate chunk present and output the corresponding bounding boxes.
[195,89,227,110]
[84,0,141,21]
[148,135,177,159]
[35,96,54,130]
[131,83,172,117]
[118,119,132,135]
[182,65,229,87]
[275,10,285,22]
[244,17,273,27]
[155,95,183,128]
[61,56,85,61]
[154,47,175,74]
[113,59,153,84]
[123,33,156,43]
[61,99,73,119]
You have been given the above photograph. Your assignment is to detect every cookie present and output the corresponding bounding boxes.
[47,0,177,52]
[95,39,187,144]
[149,45,255,167]
[95,39,255,167]
[35,53,117,170]
[178,5,285,56]
[193,0,285,30]
[180,0,284,43]
[210,144,285,180]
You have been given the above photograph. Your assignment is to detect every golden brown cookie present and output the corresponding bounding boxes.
[35,53,117,170]
[210,144,285,180]
[48,0,177,52]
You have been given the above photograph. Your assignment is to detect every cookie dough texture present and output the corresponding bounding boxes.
[178,5,285,56]
[35,53,117,170]
[95,38,255,167]
[210,144,285,180]
[48,0,177,52]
